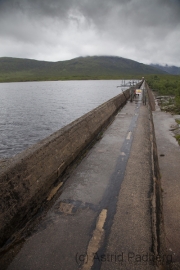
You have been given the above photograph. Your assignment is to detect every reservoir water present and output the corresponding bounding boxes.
[0,80,136,158]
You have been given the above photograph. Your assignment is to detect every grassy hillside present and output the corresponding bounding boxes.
[146,74,180,113]
[0,56,166,82]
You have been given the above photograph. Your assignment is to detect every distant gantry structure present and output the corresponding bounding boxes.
[117,79,140,88]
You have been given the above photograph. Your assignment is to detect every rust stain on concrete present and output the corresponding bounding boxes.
[59,202,74,214]
[47,182,63,201]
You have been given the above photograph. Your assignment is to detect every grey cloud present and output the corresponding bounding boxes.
[0,0,72,19]
[0,0,180,65]
[1,0,180,29]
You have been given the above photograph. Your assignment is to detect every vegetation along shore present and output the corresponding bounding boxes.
[146,74,180,145]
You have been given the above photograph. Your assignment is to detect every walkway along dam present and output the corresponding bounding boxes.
[0,80,179,269]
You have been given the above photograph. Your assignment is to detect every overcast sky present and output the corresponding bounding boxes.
[0,0,180,66]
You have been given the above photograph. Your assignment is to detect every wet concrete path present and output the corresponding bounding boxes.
[153,101,180,269]
[7,84,156,270]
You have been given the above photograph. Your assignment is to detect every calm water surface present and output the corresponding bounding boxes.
[0,80,135,158]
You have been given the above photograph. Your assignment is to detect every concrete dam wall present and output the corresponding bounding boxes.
[0,84,142,248]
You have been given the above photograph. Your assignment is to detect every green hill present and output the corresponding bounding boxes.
[0,56,166,82]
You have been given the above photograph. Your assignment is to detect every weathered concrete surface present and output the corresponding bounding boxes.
[5,99,136,270]
[153,103,180,269]
[0,87,134,248]
[3,86,165,270]
[100,106,156,270]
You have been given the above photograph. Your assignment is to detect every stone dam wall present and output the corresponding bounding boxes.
[0,83,142,248]
[147,84,166,260]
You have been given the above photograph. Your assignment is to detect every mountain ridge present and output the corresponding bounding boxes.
[0,55,167,82]
[151,64,180,75]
